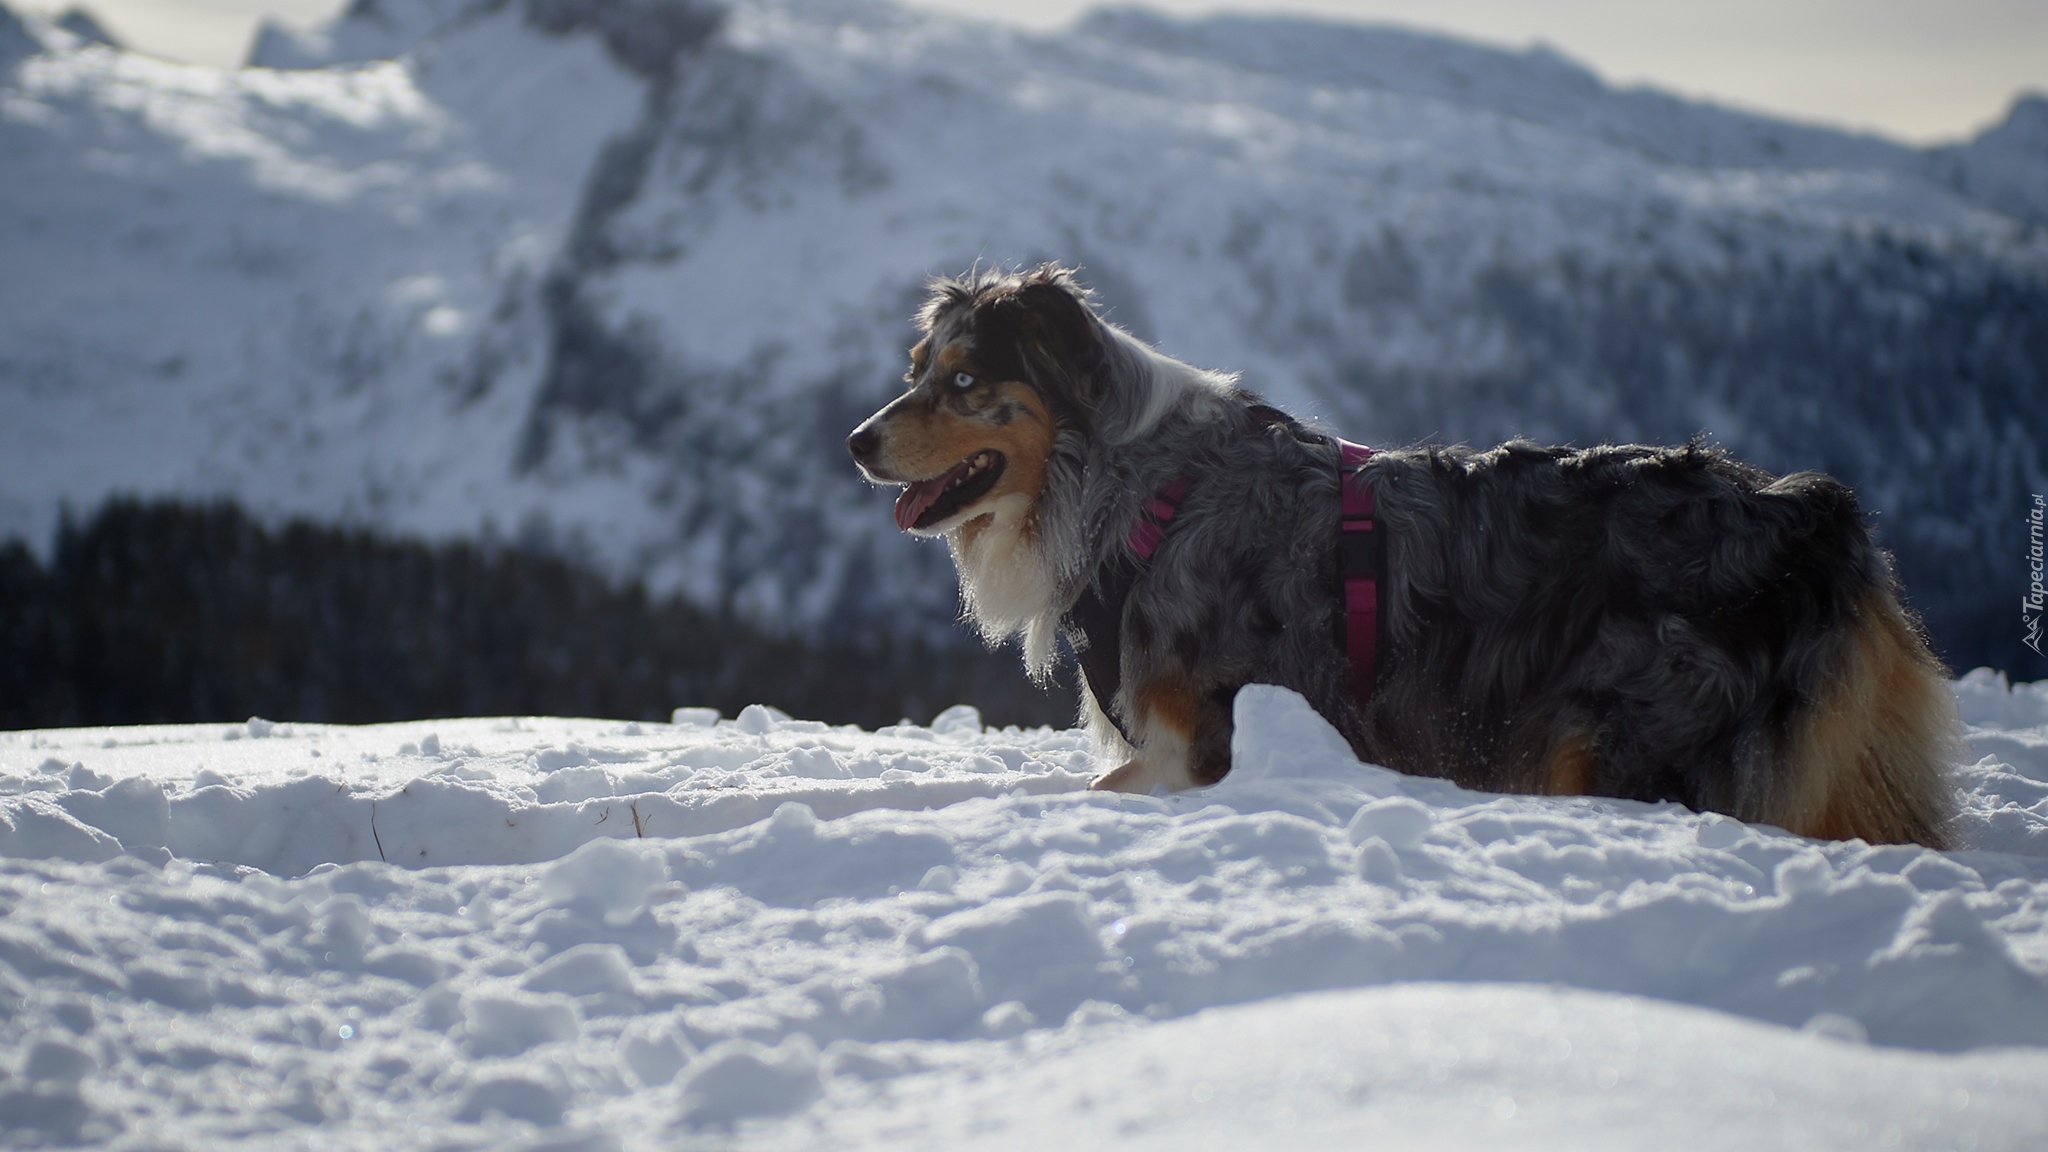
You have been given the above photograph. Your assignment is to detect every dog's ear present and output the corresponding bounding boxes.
[998,267,1105,418]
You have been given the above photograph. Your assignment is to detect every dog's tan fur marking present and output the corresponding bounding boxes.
[1135,675,1202,742]
[931,341,971,377]
[1778,595,1959,846]
[1090,675,1202,794]
[866,368,1053,513]
[874,404,996,489]
[979,383,1054,511]
[1540,728,1598,796]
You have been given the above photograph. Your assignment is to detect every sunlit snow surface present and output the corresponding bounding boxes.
[2,673,2046,1149]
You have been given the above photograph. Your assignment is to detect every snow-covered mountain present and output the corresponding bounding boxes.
[3,0,2044,670]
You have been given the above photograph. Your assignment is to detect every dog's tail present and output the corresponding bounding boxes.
[1778,591,1962,848]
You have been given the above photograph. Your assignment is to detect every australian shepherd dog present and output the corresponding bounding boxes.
[847,265,1960,848]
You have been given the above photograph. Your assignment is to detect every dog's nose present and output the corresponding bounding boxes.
[847,424,880,463]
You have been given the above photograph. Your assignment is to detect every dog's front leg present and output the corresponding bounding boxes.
[1088,675,1215,793]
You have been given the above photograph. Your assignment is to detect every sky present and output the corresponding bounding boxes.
[15,0,2047,143]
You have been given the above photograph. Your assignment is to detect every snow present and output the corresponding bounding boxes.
[2,675,2046,1147]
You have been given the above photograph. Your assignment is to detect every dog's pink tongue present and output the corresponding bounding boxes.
[894,477,946,532]
[893,459,973,531]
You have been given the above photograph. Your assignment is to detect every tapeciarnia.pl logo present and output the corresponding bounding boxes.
[2027,494,2045,657]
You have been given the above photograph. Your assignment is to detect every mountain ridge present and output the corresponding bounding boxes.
[2,0,2044,676]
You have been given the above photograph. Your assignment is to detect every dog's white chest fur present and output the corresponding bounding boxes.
[948,493,1061,676]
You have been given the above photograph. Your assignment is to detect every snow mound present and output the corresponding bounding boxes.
[0,708,1093,873]
[0,678,2045,1147]
[824,983,2048,1149]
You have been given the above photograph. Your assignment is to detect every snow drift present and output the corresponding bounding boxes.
[2,0,2045,673]
[1,672,2045,1147]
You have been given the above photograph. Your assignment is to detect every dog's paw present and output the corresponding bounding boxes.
[1089,761,1156,793]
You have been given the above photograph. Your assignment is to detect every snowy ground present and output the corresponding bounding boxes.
[2,671,2046,1149]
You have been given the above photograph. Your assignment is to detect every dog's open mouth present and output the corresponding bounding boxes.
[894,450,1006,531]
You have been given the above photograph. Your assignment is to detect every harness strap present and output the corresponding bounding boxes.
[1335,439,1380,705]
[1127,477,1190,560]
[1260,407,1385,705]
[1068,477,1192,741]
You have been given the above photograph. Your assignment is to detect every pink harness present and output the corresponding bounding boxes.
[1334,439,1380,701]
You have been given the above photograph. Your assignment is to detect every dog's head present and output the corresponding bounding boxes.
[846,265,1104,537]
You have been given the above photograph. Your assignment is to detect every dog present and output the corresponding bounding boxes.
[847,264,1960,848]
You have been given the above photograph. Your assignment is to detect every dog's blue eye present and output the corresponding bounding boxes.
[953,372,975,390]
